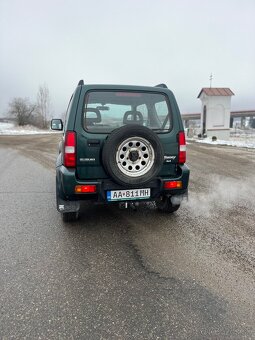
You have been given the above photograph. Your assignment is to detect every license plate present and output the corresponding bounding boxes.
[107,188,151,201]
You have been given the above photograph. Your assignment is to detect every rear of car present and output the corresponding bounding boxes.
[52,82,189,221]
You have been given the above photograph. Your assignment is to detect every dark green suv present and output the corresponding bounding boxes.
[51,80,189,221]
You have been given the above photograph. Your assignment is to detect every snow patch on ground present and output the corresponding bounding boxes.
[186,127,255,149]
[0,122,60,135]
[186,130,255,149]
[194,137,255,149]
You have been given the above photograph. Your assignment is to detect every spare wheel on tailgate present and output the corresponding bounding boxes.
[102,125,164,187]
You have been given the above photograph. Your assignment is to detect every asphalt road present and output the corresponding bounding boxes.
[0,134,254,339]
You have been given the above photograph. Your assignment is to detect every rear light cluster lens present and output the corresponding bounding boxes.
[164,181,182,189]
[75,185,97,193]
[178,131,186,164]
[64,131,76,167]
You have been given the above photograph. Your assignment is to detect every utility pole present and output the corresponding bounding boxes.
[210,73,213,88]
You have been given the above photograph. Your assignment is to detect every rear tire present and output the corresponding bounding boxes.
[61,211,79,222]
[156,196,180,213]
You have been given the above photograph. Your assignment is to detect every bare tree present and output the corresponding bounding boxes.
[37,84,51,128]
[8,97,36,126]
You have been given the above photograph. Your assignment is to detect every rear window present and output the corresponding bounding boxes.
[83,91,172,133]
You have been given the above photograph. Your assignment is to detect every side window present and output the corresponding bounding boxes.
[137,104,148,125]
[155,101,171,129]
[64,95,74,131]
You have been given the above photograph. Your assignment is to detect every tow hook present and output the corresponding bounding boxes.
[119,202,139,210]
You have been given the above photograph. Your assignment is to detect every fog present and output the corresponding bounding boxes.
[1,0,255,117]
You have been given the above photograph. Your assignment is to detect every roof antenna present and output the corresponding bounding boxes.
[209,73,213,88]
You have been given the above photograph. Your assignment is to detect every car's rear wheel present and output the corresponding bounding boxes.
[102,125,164,187]
[156,196,180,213]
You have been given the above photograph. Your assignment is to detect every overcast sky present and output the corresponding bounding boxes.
[0,0,254,117]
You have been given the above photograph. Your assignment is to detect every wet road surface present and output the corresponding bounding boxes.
[0,134,254,339]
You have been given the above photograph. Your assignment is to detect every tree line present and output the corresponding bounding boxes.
[8,84,51,129]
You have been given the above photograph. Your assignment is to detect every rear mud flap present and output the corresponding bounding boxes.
[57,197,80,213]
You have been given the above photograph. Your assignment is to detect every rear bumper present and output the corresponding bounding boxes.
[56,164,190,204]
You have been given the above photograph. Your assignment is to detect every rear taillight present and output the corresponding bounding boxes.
[164,181,182,189]
[75,185,97,193]
[178,131,186,164]
[64,131,76,167]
